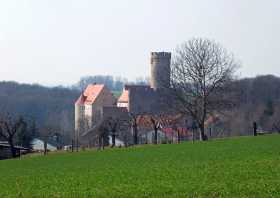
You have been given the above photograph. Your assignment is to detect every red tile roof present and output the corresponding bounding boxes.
[75,94,86,105]
[161,127,189,137]
[75,84,105,105]
[118,90,129,103]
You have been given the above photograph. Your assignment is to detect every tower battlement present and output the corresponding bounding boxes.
[151,52,171,61]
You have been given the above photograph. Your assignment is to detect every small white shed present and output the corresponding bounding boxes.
[108,136,125,147]
[31,138,57,151]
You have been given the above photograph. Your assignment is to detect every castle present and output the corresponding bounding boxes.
[75,52,176,146]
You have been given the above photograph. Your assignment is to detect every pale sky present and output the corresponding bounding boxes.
[0,0,279,86]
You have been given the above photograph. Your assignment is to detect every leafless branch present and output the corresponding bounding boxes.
[169,38,240,140]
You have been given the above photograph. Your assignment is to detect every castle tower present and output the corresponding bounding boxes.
[150,52,171,90]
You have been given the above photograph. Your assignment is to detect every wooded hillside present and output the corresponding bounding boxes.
[0,75,279,142]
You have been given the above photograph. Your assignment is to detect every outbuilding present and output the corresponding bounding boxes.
[0,141,29,160]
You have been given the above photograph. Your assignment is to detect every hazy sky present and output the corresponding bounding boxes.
[0,0,279,86]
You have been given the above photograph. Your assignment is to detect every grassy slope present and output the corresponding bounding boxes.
[0,135,280,197]
[112,91,122,99]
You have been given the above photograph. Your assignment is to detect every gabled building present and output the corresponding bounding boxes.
[75,84,116,140]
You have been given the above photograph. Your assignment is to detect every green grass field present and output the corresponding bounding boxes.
[0,135,280,197]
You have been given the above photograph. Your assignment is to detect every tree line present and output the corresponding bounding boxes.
[72,75,149,92]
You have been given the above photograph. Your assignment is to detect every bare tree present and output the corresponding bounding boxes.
[101,116,131,148]
[96,117,123,149]
[103,117,121,148]
[74,117,91,151]
[149,116,162,144]
[170,116,186,143]
[129,113,142,145]
[129,113,138,145]
[170,38,239,141]
[268,102,280,133]
[96,120,108,150]
[118,118,131,147]
[0,114,26,158]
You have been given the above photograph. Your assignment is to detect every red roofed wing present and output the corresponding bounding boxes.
[118,90,129,103]
[75,84,105,105]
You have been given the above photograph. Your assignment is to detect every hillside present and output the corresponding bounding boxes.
[0,81,80,142]
[0,135,279,197]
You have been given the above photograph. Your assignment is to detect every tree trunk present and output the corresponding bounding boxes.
[253,122,257,136]
[177,130,180,143]
[8,138,17,158]
[111,132,116,148]
[199,124,207,141]
[133,124,138,145]
[71,139,74,152]
[102,137,105,150]
[76,138,79,152]
[154,127,158,144]
[192,129,195,143]
[44,140,47,155]
[98,136,102,150]
[9,141,17,158]
[124,135,128,148]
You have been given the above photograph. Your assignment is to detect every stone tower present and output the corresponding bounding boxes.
[150,52,171,90]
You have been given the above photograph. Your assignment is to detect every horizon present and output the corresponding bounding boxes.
[0,0,279,86]
[1,73,280,89]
